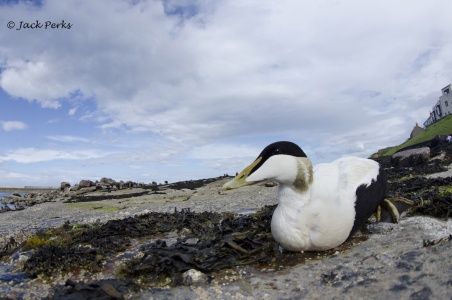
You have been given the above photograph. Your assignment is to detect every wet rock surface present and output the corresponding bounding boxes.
[0,144,451,299]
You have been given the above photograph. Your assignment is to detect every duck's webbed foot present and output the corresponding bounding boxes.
[376,197,414,223]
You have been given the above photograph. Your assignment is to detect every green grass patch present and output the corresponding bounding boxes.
[438,186,452,196]
[381,115,452,156]
[66,203,123,212]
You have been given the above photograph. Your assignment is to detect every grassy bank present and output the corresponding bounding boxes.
[381,114,452,156]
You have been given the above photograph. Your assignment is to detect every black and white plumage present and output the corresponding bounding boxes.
[223,141,388,251]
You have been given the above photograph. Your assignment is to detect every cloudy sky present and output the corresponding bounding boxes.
[0,0,451,186]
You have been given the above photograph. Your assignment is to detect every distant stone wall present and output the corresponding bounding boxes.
[0,186,56,191]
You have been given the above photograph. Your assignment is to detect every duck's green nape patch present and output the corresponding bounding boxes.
[66,203,124,212]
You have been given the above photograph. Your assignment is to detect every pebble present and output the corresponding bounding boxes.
[182,269,208,286]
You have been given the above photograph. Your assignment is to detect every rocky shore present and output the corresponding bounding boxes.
[0,177,221,213]
[0,142,451,299]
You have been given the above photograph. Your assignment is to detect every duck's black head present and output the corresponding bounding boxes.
[223,141,308,190]
[250,141,307,175]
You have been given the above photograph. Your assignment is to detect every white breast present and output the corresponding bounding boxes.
[270,156,380,251]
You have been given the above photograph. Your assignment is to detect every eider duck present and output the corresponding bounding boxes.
[223,141,412,251]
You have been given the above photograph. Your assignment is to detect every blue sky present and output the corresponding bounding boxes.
[1,0,452,186]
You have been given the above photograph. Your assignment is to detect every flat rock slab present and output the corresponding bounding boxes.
[392,147,430,167]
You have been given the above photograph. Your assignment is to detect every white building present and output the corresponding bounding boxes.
[423,84,452,127]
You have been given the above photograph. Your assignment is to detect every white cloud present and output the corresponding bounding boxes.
[0,148,102,164]
[46,135,90,143]
[68,107,78,116]
[129,165,144,169]
[1,120,28,132]
[1,0,452,184]
[0,169,40,186]
[189,143,259,160]
[0,61,64,108]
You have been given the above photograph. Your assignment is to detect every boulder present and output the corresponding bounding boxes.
[124,181,134,188]
[79,180,94,188]
[60,182,71,190]
[391,147,430,167]
[100,177,117,187]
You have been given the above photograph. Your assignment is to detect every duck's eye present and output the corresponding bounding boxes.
[272,148,281,155]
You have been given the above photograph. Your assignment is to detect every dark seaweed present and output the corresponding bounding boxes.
[376,142,452,219]
[53,279,137,300]
[387,176,452,219]
[121,206,276,284]
[21,206,277,282]
[23,245,102,277]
